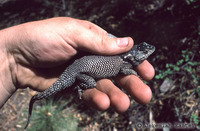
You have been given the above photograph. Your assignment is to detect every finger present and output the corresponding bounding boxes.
[82,88,110,111]
[135,60,155,81]
[95,79,130,113]
[116,75,152,104]
[76,32,134,55]
[71,20,134,55]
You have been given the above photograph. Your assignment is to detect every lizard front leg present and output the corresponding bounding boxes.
[120,63,138,76]
[120,68,137,76]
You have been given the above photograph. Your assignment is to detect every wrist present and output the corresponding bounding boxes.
[0,27,18,108]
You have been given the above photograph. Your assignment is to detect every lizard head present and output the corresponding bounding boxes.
[121,42,155,66]
[106,34,155,65]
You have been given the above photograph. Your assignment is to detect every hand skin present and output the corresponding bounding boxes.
[0,17,155,112]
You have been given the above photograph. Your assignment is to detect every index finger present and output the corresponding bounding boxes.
[135,60,155,81]
[115,60,154,104]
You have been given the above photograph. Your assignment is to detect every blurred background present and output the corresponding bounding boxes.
[0,0,199,130]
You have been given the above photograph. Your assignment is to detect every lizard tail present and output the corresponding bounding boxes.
[24,96,36,129]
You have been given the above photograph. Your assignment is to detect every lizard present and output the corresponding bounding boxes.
[24,34,155,129]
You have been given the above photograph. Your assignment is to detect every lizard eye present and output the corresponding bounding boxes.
[123,54,132,59]
[143,50,148,54]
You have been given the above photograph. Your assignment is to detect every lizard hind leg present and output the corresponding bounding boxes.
[75,74,97,99]
[76,74,97,89]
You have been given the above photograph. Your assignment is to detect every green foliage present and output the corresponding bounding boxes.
[190,113,199,125]
[26,98,78,131]
[185,0,197,5]
[155,49,199,85]
[195,87,200,98]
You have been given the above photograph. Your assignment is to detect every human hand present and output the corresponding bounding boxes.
[0,17,154,112]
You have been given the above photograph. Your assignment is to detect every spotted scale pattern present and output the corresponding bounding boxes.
[78,55,124,78]
[25,34,156,129]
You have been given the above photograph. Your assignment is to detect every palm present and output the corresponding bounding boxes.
[11,18,79,90]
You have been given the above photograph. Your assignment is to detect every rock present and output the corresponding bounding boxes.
[159,78,173,93]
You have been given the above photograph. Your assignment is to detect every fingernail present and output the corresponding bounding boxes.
[117,38,129,47]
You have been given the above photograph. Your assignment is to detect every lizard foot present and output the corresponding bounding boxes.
[75,74,97,99]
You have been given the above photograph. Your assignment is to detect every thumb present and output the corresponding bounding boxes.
[98,34,134,55]
[75,32,134,55]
